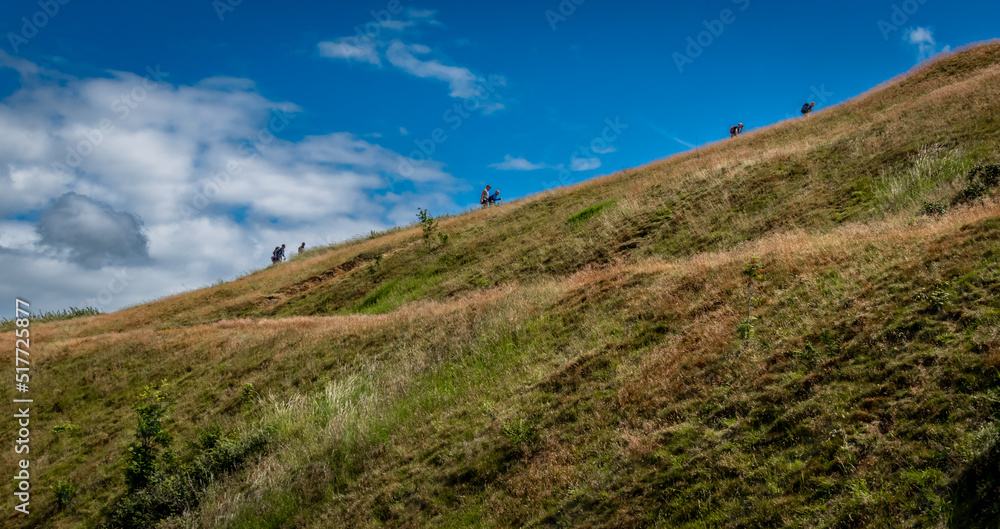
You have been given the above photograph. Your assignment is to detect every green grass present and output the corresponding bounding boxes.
[5,43,1000,529]
[567,199,617,224]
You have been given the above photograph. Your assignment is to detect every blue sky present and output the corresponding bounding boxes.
[0,0,997,318]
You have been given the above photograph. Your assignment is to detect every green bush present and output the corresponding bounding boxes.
[921,201,948,216]
[502,417,538,447]
[241,382,256,405]
[953,163,1000,205]
[105,425,273,528]
[417,208,449,250]
[124,384,173,491]
[52,480,76,510]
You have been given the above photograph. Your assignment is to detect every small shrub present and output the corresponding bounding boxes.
[921,201,948,216]
[124,384,172,491]
[197,425,223,451]
[917,281,951,312]
[953,163,1000,205]
[53,423,76,434]
[971,163,1000,188]
[417,208,448,250]
[502,417,538,447]
[241,382,256,404]
[105,425,273,529]
[52,480,76,509]
[367,254,383,277]
[737,319,756,340]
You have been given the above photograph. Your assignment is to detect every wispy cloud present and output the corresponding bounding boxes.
[318,38,381,66]
[489,155,548,171]
[569,157,601,172]
[672,137,696,149]
[905,27,950,61]
[316,7,498,104]
[385,41,480,98]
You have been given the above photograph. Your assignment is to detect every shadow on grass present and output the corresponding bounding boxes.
[950,434,1000,528]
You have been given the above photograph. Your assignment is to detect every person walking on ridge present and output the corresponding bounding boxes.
[730,123,744,138]
[801,102,816,116]
[481,185,492,207]
[298,242,306,255]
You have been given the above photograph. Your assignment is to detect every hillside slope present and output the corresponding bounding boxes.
[2,43,1000,529]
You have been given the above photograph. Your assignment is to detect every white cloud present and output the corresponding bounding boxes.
[489,155,548,171]
[0,54,459,318]
[385,41,480,98]
[316,8,499,104]
[399,126,409,135]
[905,27,951,61]
[570,157,601,172]
[318,38,381,66]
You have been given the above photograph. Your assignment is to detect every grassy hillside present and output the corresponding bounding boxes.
[2,43,1000,528]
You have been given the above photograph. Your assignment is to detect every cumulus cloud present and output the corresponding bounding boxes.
[489,155,548,171]
[36,192,150,269]
[0,53,459,317]
[905,27,951,61]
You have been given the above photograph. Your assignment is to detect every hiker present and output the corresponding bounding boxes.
[488,189,502,205]
[298,242,306,254]
[730,123,744,138]
[271,246,281,264]
[276,244,286,262]
[480,185,492,207]
[801,102,816,116]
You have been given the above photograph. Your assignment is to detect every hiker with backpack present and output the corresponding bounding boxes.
[488,189,502,205]
[481,185,492,207]
[271,246,281,264]
[801,102,816,116]
[730,123,744,138]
